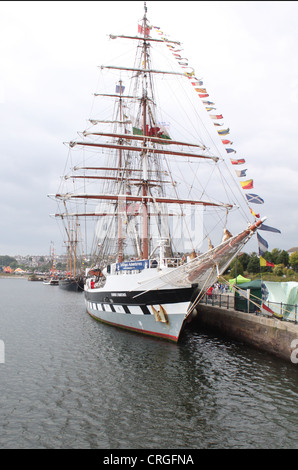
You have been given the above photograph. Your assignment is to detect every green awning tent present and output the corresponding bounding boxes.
[233,279,261,313]
[238,280,262,290]
[229,274,251,289]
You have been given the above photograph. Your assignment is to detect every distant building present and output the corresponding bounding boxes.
[288,247,298,254]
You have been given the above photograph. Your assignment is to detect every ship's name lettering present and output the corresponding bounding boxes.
[111,293,127,297]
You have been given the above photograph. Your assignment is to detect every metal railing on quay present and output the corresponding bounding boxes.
[200,292,233,310]
[199,293,298,324]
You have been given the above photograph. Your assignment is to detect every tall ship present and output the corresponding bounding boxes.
[43,242,59,286]
[51,3,267,341]
[58,217,84,292]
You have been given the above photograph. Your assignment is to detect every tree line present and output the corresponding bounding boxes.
[1,250,298,278]
[229,249,298,278]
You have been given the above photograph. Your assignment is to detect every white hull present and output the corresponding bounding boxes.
[85,298,189,342]
[84,223,263,341]
[84,268,197,342]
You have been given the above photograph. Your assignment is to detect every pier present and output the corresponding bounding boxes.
[192,293,298,364]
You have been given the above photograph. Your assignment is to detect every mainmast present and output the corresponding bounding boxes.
[117,79,124,263]
[141,1,149,260]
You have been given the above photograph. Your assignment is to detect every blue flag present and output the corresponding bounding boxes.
[261,281,269,302]
[116,85,125,94]
[257,232,269,256]
[245,193,264,204]
[258,224,281,234]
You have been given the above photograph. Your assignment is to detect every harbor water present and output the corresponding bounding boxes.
[0,278,297,449]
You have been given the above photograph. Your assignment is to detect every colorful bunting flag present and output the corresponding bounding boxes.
[230,158,245,165]
[235,169,247,177]
[240,179,254,189]
[245,193,264,204]
[157,23,272,238]
[217,128,230,135]
[249,207,260,218]
[257,232,269,256]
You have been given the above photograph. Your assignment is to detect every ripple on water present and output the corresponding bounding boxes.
[0,279,298,449]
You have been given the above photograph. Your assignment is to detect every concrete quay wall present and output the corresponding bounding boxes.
[193,304,298,364]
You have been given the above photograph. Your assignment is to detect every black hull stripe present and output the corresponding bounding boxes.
[85,286,196,306]
[88,302,149,315]
[140,305,151,315]
[123,305,130,314]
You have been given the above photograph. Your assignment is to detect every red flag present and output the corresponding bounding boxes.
[230,158,246,165]
[262,303,275,315]
[138,24,150,36]
[262,303,283,319]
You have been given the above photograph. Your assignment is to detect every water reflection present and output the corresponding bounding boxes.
[0,279,297,449]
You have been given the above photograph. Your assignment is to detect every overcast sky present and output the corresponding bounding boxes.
[0,0,297,256]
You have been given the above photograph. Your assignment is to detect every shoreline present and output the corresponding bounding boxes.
[0,274,29,279]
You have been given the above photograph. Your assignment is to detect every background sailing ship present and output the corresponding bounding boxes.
[58,217,84,291]
[49,3,277,341]
[43,242,59,285]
